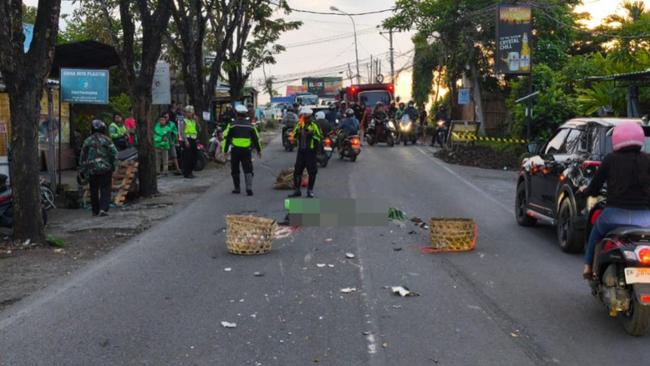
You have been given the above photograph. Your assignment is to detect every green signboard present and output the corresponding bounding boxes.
[60,68,109,104]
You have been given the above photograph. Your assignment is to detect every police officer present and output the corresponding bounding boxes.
[179,105,199,179]
[223,104,262,196]
[289,107,322,198]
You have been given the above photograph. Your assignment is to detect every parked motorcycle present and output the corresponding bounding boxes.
[338,134,361,162]
[195,142,208,171]
[0,174,49,230]
[398,115,418,145]
[366,117,396,147]
[567,163,650,336]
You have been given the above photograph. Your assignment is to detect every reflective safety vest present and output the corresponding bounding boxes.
[109,122,127,140]
[223,118,261,153]
[184,118,198,139]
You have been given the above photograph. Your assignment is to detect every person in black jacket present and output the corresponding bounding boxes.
[222,105,262,196]
[580,122,650,278]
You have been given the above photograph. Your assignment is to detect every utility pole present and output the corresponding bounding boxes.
[378,27,395,83]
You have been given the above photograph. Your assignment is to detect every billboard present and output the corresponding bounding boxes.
[60,68,109,104]
[496,5,532,75]
[286,85,308,96]
[302,77,343,97]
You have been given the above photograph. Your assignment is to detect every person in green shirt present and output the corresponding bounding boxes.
[179,105,199,178]
[154,114,172,175]
[108,113,128,151]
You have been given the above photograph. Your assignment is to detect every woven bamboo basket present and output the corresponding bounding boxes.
[429,218,477,252]
[226,215,277,255]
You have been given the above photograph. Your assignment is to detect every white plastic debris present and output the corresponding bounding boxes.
[340,287,357,294]
[325,238,333,242]
[224,267,232,272]
[391,286,420,297]
[327,264,335,268]
[345,253,355,259]
[221,321,237,328]
[316,263,326,268]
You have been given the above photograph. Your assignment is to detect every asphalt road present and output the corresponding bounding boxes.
[1,136,648,366]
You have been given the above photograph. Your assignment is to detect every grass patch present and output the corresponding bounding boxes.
[46,235,66,248]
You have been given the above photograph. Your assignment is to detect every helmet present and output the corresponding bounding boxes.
[299,107,313,116]
[235,104,248,114]
[91,119,106,133]
[315,111,326,120]
[345,108,354,117]
[612,122,645,151]
[375,101,384,106]
[408,100,415,105]
[184,105,195,113]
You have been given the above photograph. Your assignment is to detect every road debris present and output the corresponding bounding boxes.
[391,286,420,297]
[224,267,232,272]
[410,217,428,229]
[345,252,356,259]
[253,272,264,277]
[340,287,357,294]
[325,238,333,242]
[327,264,335,268]
[393,247,402,252]
[388,208,407,221]
[53,248,64,254]
[220,321,237,328]
[316,263,326,268]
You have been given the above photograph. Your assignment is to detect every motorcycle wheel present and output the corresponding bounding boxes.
[622,296,650,336]
[351,155,357,162]
[388,136,395,147]
[367,136,375,146]
[194,154,207,171]
[402,139,407,146]
[320,158,329,168]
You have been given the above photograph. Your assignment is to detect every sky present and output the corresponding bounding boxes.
[24,0,649,105]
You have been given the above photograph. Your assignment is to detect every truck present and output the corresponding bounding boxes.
[337,83,395,107]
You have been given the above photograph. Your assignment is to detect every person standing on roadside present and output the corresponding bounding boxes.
[223,105,262,196]
[124,110,137,146]
[164,112,182,175]
[153,114,172,176]
[179,105,199,179]
[109,113,128,150]
[289,107,322,198]
[80,120,118,217]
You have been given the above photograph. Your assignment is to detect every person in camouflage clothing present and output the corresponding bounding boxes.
[80,120,118,217]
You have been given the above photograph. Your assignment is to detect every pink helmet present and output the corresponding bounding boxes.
[612,122,645,151]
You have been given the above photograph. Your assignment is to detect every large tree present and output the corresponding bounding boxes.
[168,0,243,142]
[224,0,301,101]
[97,0,172,196]
[0,0,61,242]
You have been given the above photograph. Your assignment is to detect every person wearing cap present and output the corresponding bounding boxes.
[80,120,118,217]
[223,104,262,196]
[179,105,199,178]
[289,107,322,198]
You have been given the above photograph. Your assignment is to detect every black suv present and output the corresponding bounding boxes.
[515,118,649,253]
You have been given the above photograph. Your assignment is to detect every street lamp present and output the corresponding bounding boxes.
[330,5,360,85]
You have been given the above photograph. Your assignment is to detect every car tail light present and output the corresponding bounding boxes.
[637,246,650,265]
[0,195,10,204]
[602,239,622,253]
[324,138,332,147]
[591,209,603,225]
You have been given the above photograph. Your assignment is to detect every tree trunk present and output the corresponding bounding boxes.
[133,89,157,197]
[228,70,245,102]
[469,62,486,135]
[7,82,45,242]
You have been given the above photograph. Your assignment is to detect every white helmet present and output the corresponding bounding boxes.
[234,104,248,114]
[299,107,313,116]
[315,111,326,120]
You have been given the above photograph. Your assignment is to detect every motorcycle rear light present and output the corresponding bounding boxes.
[637,247,650,265]
[581,161,601,169]
[324,138,332,147]
[591,209,603,225]
[641,295,650,304]
[602,240,621,253]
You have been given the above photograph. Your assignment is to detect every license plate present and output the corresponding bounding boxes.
[624,268,650,284]
[324,147,333,152]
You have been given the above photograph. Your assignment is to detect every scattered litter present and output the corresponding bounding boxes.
[23,239,31,247]
[362,331,371,335]
[340,287,357,294]
[239,299,245,303]
[224,267,232,272]
[382,342,389,348]
[253,272,264,277]
[250,313,257,319]
[410,217,428,229]
[391,286,420,297]
[393,247,402,252]
[325,238,333,242]
[53,248,64,254]
[221,321,237,328]
[275,226,299,239]
[345,252,355,259]
[316,263,326,268]
[388,208,407,221]
[408,230,416,235]
[327,264,335,268]
[510,332,520,338]
[391,305,402,309]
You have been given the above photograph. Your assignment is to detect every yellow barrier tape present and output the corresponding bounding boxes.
[451,132,526,145]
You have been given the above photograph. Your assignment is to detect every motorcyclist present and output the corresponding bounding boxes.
[315,111,332,137]
[372,101,388,121]
[337,108,359,150]
[405,100,419,122]
[289,108,322,198]
[388,101,397,119]
[395,102,406,121]
[432,105,449,146]
[579,122,650,278]
[325,104,338,127]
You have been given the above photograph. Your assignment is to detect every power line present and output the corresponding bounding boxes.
[284,27,376,48]
[271,1,395,16]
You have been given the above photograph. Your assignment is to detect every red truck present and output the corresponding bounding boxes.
[337,83,395,106]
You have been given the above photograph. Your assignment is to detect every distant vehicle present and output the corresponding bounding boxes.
[515,118,650,253]
[337,83,395,106]
[264,103,287,121]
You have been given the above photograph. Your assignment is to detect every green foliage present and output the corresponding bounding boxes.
[507,64,578,138]
[109,93,133,118]
[46,236,66,248]
[411,33,440,106]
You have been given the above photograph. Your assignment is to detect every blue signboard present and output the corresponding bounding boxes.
[23,24,33,53]
[60,68,109,104]
[458,88,470,105]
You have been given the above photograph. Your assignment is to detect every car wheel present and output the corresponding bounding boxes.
[351,155,357,162]
[515,182,536,226]
[557,198,584,253]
